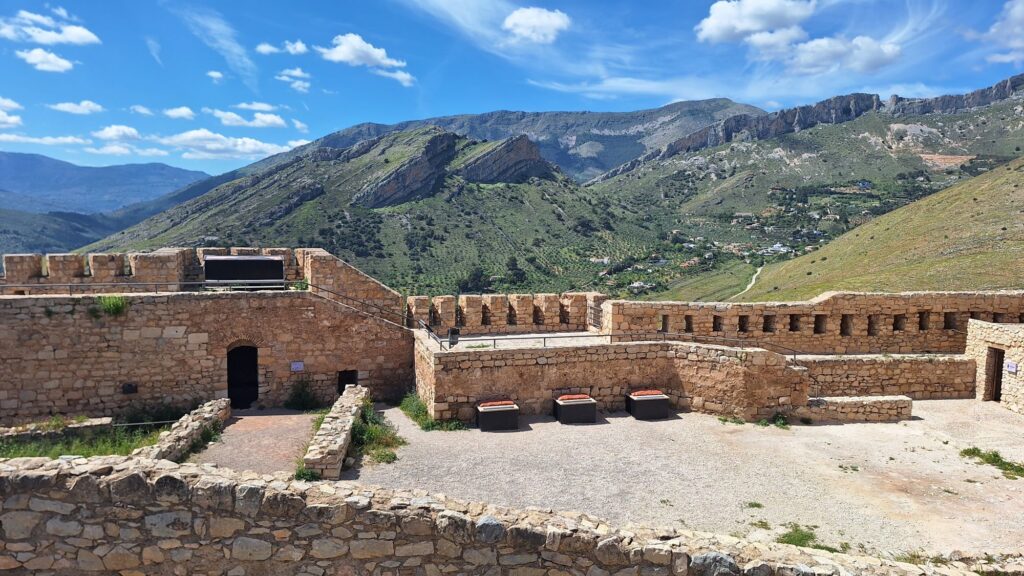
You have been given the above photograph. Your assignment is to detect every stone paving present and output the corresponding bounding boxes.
[188,408,316,474]
[350,399,1024,555]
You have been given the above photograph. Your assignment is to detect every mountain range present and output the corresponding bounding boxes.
[4,73,1024,298]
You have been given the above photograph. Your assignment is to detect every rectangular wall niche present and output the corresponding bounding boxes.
[684,315,694,333]
[893,314,908,332]
[789,314,801,333]
[738,315,750,333]
[840,314,854,337]
[712,315,724,332]
[944,312,958,330]
[763,315,776,333]
[813,314,827,335]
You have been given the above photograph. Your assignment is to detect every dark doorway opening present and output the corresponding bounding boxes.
[338,370,359,394]
[227,346,259,409]
[986,347,1005,402]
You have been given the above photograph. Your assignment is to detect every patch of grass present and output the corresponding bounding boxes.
[718,416,745,425]
[465,343,492,349]
[0,426,167,459]
[399,392,466,431]
[892,551,950,566]
[293,465,321,481]
[289,278,309,291]
[960,447,1024,479]
[116,403,190,425]
[775,523,839,553]
[352,399,406,464]
[839,464,860,473]
[97,295,129,316]
[744,501,764,509]
[770,413,790,429]
[750,519,771,529]
[283,378,323,411]
[310,407,330,433]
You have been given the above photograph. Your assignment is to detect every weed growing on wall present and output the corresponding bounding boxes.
[775,524,839,553]
[352,398,405,463]
[284,378,322,411]
[399,392,466,431]
[97,295,129,316]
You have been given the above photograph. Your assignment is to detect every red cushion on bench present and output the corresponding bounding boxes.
[630,389,664,397]
[479,400,516,408]
[557,394,592,401]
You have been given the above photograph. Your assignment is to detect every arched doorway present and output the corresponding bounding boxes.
[227,345,259,409]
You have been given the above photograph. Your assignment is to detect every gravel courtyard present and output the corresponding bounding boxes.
[347,399,1024,556]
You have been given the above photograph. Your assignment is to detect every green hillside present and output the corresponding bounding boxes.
[739,156,1024,301]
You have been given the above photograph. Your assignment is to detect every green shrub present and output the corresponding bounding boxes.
[294,465,321,481]
[399,392,466,431]
[284,378,322,411]
[97,295,129,316]
[351,398,405,464]
[290,278,309,291]
[775,524,838,552]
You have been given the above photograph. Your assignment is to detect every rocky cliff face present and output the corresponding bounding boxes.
[593,94,882,183]
[885,73,1024,116]
[456,135,555,184]
[351,131,459,208]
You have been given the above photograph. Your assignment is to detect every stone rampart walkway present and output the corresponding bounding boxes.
[188,408,316,474]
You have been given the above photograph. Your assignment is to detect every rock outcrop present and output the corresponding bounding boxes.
[456,135,555,184]
[885,73,1024,116]
[351,131,459,208]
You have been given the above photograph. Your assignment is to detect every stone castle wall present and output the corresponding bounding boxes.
[0,290,413,426]
[417,333,808,422]
[0,248,189,295]
[965,320,1024,415]
[406,292,601,335]
[795,395,913,424]
[0,455,996,576]
[797,354,976,399]
[603,291,1024,354]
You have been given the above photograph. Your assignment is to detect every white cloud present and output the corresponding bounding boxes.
[316,33,405,68]
[291,119,308,133]
[789,35,900,75]
[207,70,224,83]
[288,139,311,148]
[745,25,807,59]
[48,100,104,114]
[133,147,170,157]
[235,101,277,111]
[172,6,258,91]
[696,0,816,43]
[0,96,22,111]
[0,133,88,145]
[255,42,280,54]
[529,76,726,101]
[15,47,73,72]
[284,39,307,55]
[163,106,196,120]
[970,0,1024,65]
[84,143,132,155]
[373,68,416,87]
[129,105,154,116]
[15,10,55,27]
[21,23,99,45]
[502,7,570,44]
[275,67,313,93]
[204,108,287,128]
[0,110,22,129]
[51,7,70,20]
[156,128,291,159]
[92,125,140,140]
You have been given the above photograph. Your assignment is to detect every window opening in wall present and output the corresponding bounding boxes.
[763,315,776,333]
[970,311,982,320]
[227,345,259,409]
[481,304,492,326]
[985,347,1005,402]
[789,314,801,332]
[944,312,958,330]
[559,304,570,325]
[893,314,907,332]
[337,370,359,395]
[532,305,544,325]
[813,314,827,335]
[993,313,1006,323]
[660,314,670,333]
[918,311,930,331]
[455,306,465,327]
[840,314,853,337]
[712,315,724,332]
[507,304,517,326]
[429,306,440,327]
[867,315,880,336]
[684,315,694,333]
[738,315,750,333]
[13,290,25,295]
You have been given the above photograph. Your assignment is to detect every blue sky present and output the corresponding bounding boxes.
[0,0,1021,175]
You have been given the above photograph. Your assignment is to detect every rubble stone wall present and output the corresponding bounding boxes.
[797,354,976,399]
[0,455,994,576]
[302,386,369,480]
[795,395,913,424]
[0,291,413,426]
[965,320,1024,415]
[604,291,1024,354]
[131,399,231,462]
[417,333,809,422]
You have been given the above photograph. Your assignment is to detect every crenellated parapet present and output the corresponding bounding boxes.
[407,291,602,334]
[0,248,189,295]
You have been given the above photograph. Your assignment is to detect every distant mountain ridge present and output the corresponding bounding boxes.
[0,152,208,214]
[310,98,765,181]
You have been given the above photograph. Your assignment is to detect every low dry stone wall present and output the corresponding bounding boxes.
[0,417,112,443]
[796,354,976,399]
[0,455,1009,575]
[966,320,1024,415]
[132,399,231,462]
[416,333,808,422]
[795,395,913,423]
[302,385,368,479]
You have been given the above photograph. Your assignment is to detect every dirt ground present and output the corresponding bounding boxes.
[189,408,315,475]
[347,399,1024,556]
